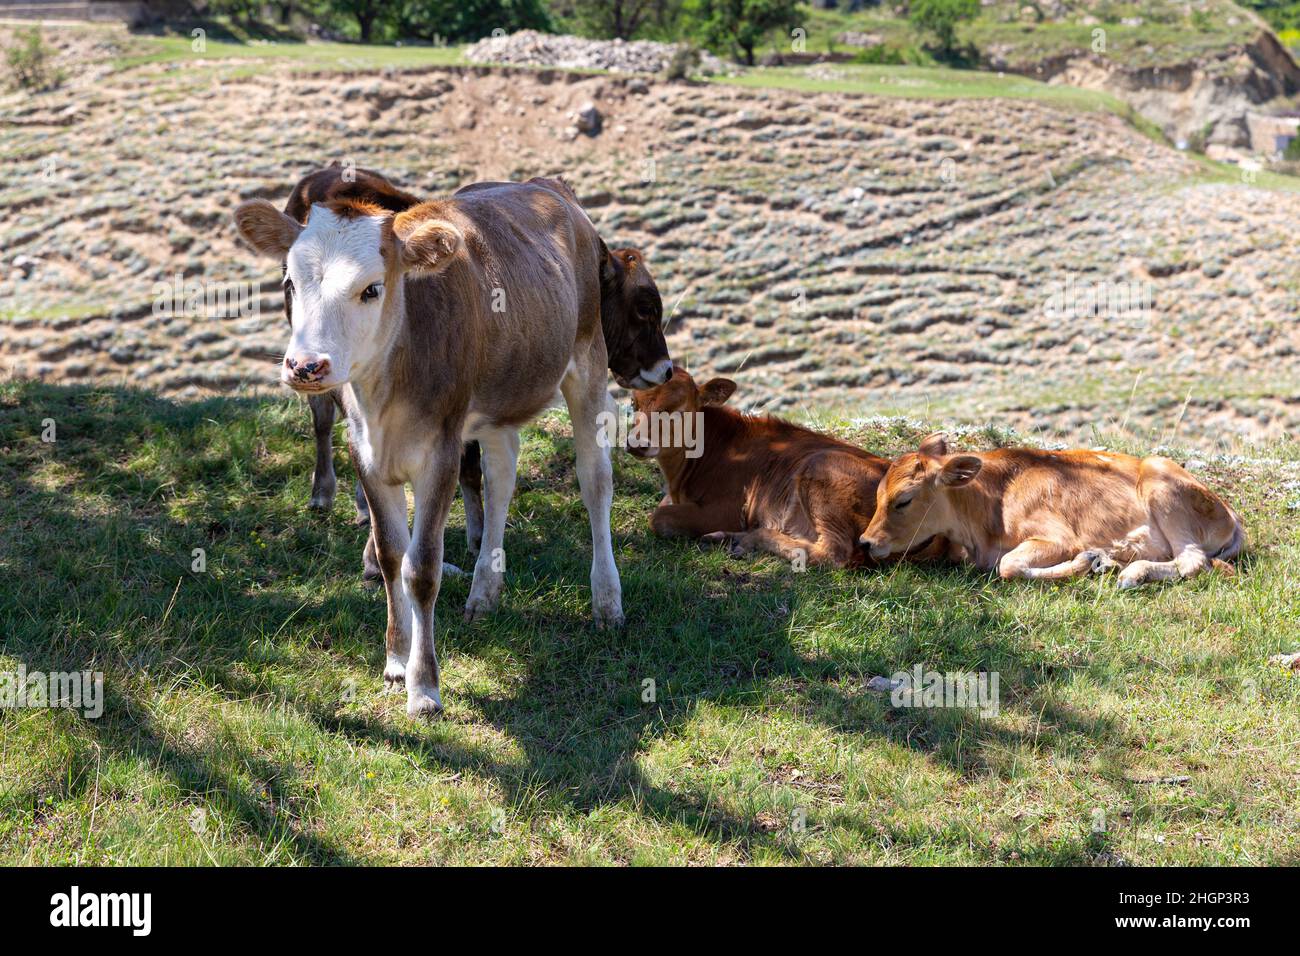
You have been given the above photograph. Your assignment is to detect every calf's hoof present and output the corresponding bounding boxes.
[592,577,624,629]
[1118,563,1149,589]
[1084,550,1118,574]
[593,605,625,630]
[702,532,750,559]
[464,596,497,622]
[406,688,443,719]
[383,660,406,692]
[464,575,503,622]
[308,474,337,512]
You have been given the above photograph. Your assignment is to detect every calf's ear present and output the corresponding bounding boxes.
[938,455,982,487]
[394,213,463,274]
[918,432,949,457]
[699,378,737,406]
[234,199,302,259]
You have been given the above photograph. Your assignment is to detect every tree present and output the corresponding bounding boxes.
[572,0,654,39]
[323,0,394,41]
[391,0,555,43]
[908,0,979,56]
[680,0,805,66]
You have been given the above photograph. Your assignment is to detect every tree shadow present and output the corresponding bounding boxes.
[1,382,1131,864]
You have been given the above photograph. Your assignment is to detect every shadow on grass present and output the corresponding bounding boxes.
[1,382,1123,864]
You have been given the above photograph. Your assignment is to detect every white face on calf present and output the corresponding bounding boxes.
[233,197,463,394]
[280,208,390,392]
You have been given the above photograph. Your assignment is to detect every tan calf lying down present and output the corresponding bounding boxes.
[859,434,1244,588]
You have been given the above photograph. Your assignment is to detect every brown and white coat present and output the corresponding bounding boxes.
[235,178,671,715]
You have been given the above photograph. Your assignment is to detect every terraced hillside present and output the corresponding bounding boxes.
[2,26,1299,448]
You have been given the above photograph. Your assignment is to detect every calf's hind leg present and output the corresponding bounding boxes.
[1118,460,1228,589]
[464,427,520,622]
[460,440,484,556]
[561,357,623,628]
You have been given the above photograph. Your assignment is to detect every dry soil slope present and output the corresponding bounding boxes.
[1,47,1298,447]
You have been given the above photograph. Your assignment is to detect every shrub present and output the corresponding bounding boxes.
[664,43,702,80]
[4,27,61,92]
[853,42,919,66]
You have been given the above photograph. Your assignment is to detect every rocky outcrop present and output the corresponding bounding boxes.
[465,29,734,77]
[986,30,1300,156]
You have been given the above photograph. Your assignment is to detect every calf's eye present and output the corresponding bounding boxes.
[360,283,381,303]
[894,497,913,511]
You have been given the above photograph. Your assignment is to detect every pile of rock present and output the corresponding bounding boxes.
[464,30,734,76]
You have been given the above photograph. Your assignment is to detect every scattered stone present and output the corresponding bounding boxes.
[570,102,601,136]
[865,676,903,694]
[1268,651,1300,670]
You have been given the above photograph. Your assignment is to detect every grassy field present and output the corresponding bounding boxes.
[2,381,1298,865]
[111,33,467,72]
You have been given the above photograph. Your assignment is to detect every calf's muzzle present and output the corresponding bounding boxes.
[283,353,332,389]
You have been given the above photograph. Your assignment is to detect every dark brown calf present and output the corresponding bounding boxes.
[628,370,900,568]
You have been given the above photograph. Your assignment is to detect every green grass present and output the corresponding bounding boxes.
[112,35,466,73]
[719,62,1155,117]
[3,381,1298,865]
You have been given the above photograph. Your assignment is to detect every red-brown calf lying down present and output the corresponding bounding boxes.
[628,370,938,568]
[859,434,1245,588]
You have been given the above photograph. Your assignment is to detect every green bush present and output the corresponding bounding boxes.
[1285,134,1300,161]
[664,42,702,80]
[4,27,61,92]
[908,0,979,56]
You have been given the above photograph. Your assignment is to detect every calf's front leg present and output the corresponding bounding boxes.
[997,538,1104,581]
[361,480,413,692]
[404,438,462,716]
[307,393,338,511]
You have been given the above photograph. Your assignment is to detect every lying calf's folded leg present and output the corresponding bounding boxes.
[996,538,1084,580]
[1119,544,1209,589]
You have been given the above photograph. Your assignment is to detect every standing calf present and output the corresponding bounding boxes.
[859,434,1245,588]
[234,180,671,716]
